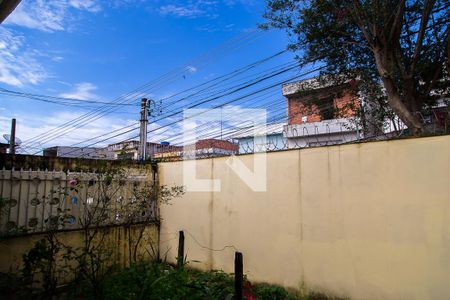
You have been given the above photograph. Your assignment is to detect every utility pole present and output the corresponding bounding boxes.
[9,118,16,155]
[139,98,148,161]
[139,98,162,161]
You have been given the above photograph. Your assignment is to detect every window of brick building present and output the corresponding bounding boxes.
[318,96,335,120]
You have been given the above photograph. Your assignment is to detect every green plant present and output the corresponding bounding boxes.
[263,0,450,135]
[69,170,184,298]
[21,235,72,298]
[10,167,183,299]
[100,262,234,300]
[65,260,348,300]
[0,272,28,299]
[254,283,297,300]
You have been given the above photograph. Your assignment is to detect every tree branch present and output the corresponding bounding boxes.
[447,24,450,76]
[411,0,436,74]
[348,0,375,47]
[388,0,406,42]
[381,76,425,134]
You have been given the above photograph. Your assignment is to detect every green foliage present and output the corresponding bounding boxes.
[0,272,28,299]
[10,168,184,299]
[21,236,72,298]
[254,283,297,300]
[69,261,343,300]
[158,185,185,205]
[0,196,7,209]
[94,263,235,300]
[263,0,450,134]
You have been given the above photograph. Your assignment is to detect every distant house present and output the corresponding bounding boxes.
[107,141,181,160]
[230,123,286,154]
[107,140,140,160]
[43,146,114,159]
[191,139,239,158]
[154,139,239,160]
[153,145,184,160]
[282,77,361,147]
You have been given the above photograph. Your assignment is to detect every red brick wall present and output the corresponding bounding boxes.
[287,98,321,124]
[195,139,239,152]
[287,90,359,125]
[334,92,360,119]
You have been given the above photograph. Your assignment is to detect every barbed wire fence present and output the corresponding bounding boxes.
[153,102,450,162]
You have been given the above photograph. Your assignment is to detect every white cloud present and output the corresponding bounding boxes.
[196,22,235,33]
[147,122,180,143]
[59,82,99,100]
[187,65,197,73]
[158,1,254,19]
[0,27,47,86]
[159,4,204,18]
[0,111,138,151]
[110,0,145,8]
[6,0,101,32]
[223,0,256,7]
[159,1,218,19]
[57,80,73,87]
[0,1,103,87]
[68,0,101,13]
[52,56,64,62]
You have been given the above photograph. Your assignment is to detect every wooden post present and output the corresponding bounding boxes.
[177,230,185,267]
[234,251,243,300]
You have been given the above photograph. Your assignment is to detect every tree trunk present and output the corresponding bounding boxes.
[372,48,425,135]
[381,77,425,135]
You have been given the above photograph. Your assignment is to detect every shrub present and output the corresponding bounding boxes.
[254,283,297,300]
[99,262,235,300]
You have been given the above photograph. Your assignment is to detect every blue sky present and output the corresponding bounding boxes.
[0,0,307,152]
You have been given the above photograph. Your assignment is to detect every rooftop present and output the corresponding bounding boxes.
[194,139,239,152]
[282,76,356,97]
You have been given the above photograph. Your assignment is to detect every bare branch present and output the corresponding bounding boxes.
[347,0,375,47]
[388,0,406,42]
[447,24,450,75]
[411,0,437,74]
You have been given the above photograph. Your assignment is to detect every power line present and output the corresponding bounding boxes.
[26,49,291,153]
[90,67,323,154]
[0,87,139,107]
[23,29,266,149]
[56,66,322,158]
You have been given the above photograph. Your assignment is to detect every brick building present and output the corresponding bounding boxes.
[282,77,362,147]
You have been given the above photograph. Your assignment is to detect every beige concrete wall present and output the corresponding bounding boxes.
[0,224,159,276]
[0,158,155,236]
[159,136,450,300]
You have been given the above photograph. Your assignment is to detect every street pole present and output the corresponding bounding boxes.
[139,98,148,161]
[9,118,16,155]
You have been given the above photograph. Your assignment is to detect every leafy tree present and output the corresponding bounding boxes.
[263,0,450,135]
